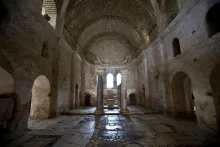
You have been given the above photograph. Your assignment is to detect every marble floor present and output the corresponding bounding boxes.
[62,105,160,115]
[5,114,220,147]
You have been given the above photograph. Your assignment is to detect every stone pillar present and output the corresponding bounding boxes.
[117,84,121,106]
[94,69,104,114]
[143,53,152,108]
[113,74,117,89]
[69,53,74,109]
[120,70,129,114]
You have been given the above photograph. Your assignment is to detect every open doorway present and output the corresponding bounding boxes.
[84,95,91,106]
[129,93,136,105]
[30,75,50,119]
[172,72,196,120]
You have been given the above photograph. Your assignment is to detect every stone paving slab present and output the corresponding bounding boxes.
[62,106,161,115]
[151,124,174,133]
[6,114,220,147]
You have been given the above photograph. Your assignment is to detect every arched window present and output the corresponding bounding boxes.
[41,0,57,28]
[173,38,181,57]
[107,73,113,88]
[206,3,220,37]
[117,73,121,86]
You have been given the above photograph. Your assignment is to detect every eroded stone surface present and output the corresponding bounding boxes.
[6,114,220,147]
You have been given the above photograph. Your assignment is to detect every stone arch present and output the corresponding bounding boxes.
[30,75,50,119]
[41,0,57,28]
[172,72,196,118]
[206,3,220,37]
[210,63,220,129]
[173,38,181,57]
[0,53,14,95]
[0,56,15,136]
[0,67,14,95]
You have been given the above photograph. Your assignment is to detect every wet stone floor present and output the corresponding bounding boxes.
[6,115,220,147]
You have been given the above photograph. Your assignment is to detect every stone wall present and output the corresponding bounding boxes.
[137,0,220,130]
[57,40,72,114]
[0,0,75,140]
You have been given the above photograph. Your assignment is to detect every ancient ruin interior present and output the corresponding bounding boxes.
[0,0,220,146]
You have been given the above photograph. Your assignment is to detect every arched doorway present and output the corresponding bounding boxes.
[172,72,196,118]
[30,75,50,119]
[210,63,220,129]
[129,93,136,105]
[84,95,91,106]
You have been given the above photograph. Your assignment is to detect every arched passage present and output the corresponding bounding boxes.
[210,63,220,129]
[30,75,50,119]
[172,72,196,118]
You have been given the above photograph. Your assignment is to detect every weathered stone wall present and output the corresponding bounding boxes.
[57,40,72,114]
[0,0,73,140]
[83,63,97,106]
[138,0,220,130]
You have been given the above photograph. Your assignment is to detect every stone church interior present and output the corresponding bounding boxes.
[0,0,220,146]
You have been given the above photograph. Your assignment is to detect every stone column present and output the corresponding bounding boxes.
[113,74,117,88]
[117,84,121,106]
[94,69,104,114]
[120,70,129,114]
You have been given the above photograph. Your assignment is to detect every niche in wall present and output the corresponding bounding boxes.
[173,38,181,57]
[206,3,220,37]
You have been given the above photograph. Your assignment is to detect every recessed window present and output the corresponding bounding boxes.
[206,3,220,37]
[42,41,49,58]
[117,73,121,86]
[107,73,113,88]
[41,0,57,28]
[173,38,181,57]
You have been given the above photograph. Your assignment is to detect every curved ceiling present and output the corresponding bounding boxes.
[85,36,134,66]
[55,0,179,66]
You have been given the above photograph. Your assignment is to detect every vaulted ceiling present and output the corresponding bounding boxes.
[53,0,179,66]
